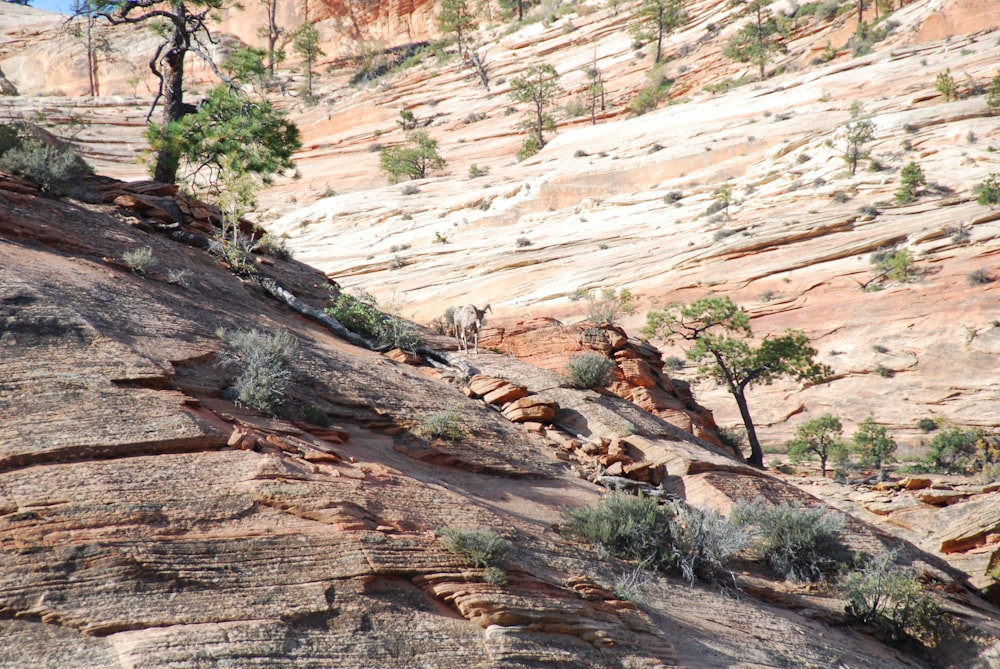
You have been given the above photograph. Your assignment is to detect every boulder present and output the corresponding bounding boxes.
[502,396,557,423]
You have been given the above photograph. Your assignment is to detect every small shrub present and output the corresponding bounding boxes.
[388,255,406,269]
[121,246,156,274]
[974,173,1000,206]
[833,190,850,204]
[301,402,331,427]
[895,161,926,204]
[401,184,420,195]
[986,70,1000,111]
[663,191,683,204]
[0,137,92,195]
[858,205,880,217]
[438,528,511,568]
[672,505,750,584]
[325,292,420,350]
[628,65,673,115]
[842,550,941,642]
[515,236,532,247]
[925,427,982,473]
[610,568,649,603]
[259,232,293,260]
[468,163,490,178]
[947,224,971,244]
[968,268,993,285]
[584,287,634,325]
[717,426,747,453]
[870,247,918,283]
[516,136,542,161]
[566,352,616,389]
[733,499,847,581]
[662,355,685,371]
[433,231,449,244]
[935,68,957,101]
[216,327,298,415]
[421,410,465,441]
[574,149,588,158]
[874,364,894,378]
[482,566,508,586]
[562,493,678,568]
[916,417,938,433]
[165,268,190,288]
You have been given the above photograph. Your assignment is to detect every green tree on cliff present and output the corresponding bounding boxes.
[787,413,846,477]
[643,296,831,468]
[852,415,897,471]
[86,0,242,184]
[723,0,787,80]
[630,0,687,64]
[145,49,300,199]
[438,0,478,56]
[509,64,562,160]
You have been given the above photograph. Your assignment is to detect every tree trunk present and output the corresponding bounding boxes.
[152,24,187,184]
[733,388,765,468]
[86,17,98,96]
[655,5,663,62]
[755,3,766,80]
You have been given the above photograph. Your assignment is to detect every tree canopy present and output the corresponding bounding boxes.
[379,131,446,182]
[723,0,787,80]
[630,0,687,64]
[145,80,300,200]
[787,413,845,477]
[509,64,562,159]
[643,296,831,468]
[86,0,236,183]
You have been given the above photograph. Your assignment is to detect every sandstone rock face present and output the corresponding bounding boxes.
[3,173,995,667]
[480,320,725,450]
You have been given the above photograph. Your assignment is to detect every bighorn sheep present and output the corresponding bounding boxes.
[453,304,491,355]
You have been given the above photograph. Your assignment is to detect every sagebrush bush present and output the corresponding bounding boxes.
[564,495,745,584]
[438,528,511,569]
[216,328,298,415]
[421,410,465,441]
[610,567,649,603]
[566,352,616,389]
[121,246,156,274]
[733,499,847,581]
[842,550,941,643]
[0,137,91,195]
[562,493,678,569]
[672,505,750,584]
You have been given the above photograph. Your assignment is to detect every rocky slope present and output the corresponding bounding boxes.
[9,172,1000,667]
[8,0,995,452]
[3,0,1000,665]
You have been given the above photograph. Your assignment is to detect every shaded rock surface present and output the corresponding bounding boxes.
[3,172,998,667]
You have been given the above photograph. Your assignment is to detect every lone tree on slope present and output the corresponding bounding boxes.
[643,296,831,468]
[723,0,787,80]
[630,0,687,64]
[86,0,240,184]
[509,64,562,160]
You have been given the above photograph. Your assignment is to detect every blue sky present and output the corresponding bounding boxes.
[27,0,75,15]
